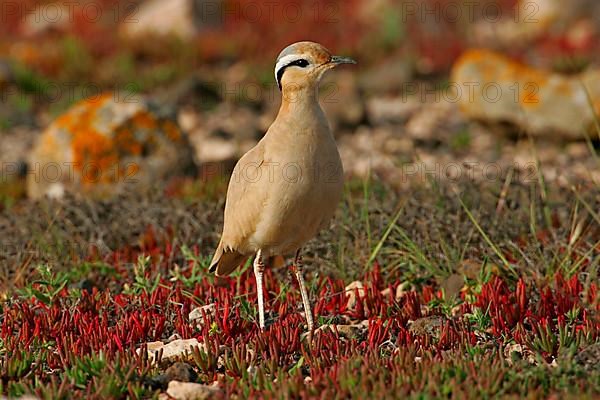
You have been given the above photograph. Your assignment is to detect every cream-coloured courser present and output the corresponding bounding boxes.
[209,41,356,332]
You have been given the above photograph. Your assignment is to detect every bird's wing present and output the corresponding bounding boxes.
[209,143,267,276]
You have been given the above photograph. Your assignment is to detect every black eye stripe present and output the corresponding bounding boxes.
[289,59,309,68]
[276,59,310,90]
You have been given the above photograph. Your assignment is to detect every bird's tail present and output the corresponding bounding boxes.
[209,243,248,277]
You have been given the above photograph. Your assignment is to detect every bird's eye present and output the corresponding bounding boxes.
[275,58,311,90]
[293,59,309,68]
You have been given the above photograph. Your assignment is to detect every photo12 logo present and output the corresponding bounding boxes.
[1,162,141,184]
[197,0,339,24]
[1,83,141,105]
[399,161,540,183]
[400,1,540,24]
[1,1,139,25]
[401,81,540,104]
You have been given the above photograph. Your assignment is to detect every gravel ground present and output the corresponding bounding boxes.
[1,178,597,290]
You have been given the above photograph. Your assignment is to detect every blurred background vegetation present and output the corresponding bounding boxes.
[1,0,599,120]
[0,0,599,278]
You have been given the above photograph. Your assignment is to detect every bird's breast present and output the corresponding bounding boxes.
[250,127,343,255]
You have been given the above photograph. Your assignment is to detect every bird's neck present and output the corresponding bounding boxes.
[277,84,322,120]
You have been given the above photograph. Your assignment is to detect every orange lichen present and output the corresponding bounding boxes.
[61,94,130,184]
[46,93,186,188]
[162,120,181,142]
[40,133,57,150]
[132,111,158,130]
[453,49,549,88]
[60,94,111,135]
[114,127,142,156]
[555,81,573,97]
[452,49,555,110]
[55,113,73,128]
[71,129,118,184]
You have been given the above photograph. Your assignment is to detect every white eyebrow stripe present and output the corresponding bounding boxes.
[274,54,305,82]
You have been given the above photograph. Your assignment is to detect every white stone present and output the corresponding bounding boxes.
[345,281,366,309]
[120,0,197,40]
[166,381,221,400]
[451,49,600,139]
[366,96,421,125]
[139,339,204,365]
[189,304,217,326]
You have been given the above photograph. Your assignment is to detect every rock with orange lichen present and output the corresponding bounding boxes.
[27,93,196,199]
[451,49,600,139]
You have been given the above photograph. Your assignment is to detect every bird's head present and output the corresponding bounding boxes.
[274,41,356,92]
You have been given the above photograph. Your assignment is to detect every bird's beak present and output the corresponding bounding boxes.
[330,55,357,65]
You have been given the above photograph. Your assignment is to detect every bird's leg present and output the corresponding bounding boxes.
[293,249,314,334]
[253,249,266,330]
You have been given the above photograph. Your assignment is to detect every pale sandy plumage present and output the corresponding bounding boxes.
[209,41,356,332]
